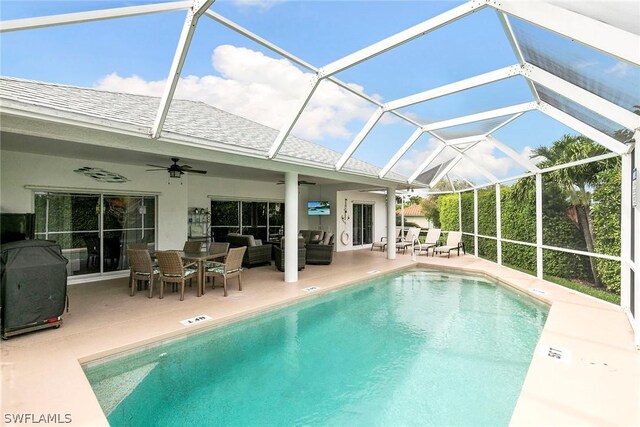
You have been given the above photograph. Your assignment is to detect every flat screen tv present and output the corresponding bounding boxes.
[307,201,330,216]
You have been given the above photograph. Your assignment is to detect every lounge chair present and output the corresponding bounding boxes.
[432,231,465,258]
[397,227,421,254]
[415,228,441,256]
[205,246,246,297]
[371,227,401,251]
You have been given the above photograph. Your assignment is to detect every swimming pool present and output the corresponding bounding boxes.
[84,269,548,426]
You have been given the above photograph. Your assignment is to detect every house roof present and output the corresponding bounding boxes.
[397,204,424,217]
[0,76,407,183]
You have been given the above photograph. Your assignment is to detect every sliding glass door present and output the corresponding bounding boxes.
[34,192,156,277]
[211,200,284,242]
[352,203,373,246]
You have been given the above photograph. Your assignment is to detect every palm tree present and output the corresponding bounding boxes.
[516,134,616,287]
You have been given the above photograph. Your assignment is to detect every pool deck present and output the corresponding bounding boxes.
[1,249,638,426]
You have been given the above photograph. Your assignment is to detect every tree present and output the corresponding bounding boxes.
[420,196,440,228]
[516,134,616,288]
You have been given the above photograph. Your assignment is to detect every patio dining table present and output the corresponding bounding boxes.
[178,250,227,297]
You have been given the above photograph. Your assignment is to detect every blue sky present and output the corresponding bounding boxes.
[2,0,628,182]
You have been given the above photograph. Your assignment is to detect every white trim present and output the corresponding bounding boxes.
[384,65,520,111]
[421,102,536,132]
[0,1,191,32]
[522,63,640,132]
[25,185,161,196]
[319,0,486,77]
[493,0,640,66]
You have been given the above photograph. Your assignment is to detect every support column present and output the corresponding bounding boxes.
[386,187,396,260]
[458,192,462,231]
[284,171,298,283]
[473,189,478,257]
[496,183,502,265]
[536,173,543,279]
[633,133,640,345]
[621,153,632,309]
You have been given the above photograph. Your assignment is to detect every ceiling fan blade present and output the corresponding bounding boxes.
[180,164,193,169]
[300,181,316,185]
[146,164,167,169]
[185,169,207,174]
[146,168,167,171]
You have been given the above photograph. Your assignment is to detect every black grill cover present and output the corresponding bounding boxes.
[1,240,68,333]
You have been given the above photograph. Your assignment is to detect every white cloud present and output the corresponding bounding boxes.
[393,139,525,183]
[94,45,376,141]
[605,61,631,77]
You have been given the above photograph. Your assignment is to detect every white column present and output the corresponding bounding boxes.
[536,173,543,279]
[496,183,502,266]
[284,171,298,283]
[387,187,396,260]
[621,153,632,309]
[633,133,640,345]
[458,192,462,231]
[473,189,478,257]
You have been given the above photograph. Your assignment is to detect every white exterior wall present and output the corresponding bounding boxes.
[0,151,312,249]
[334,190,387,252]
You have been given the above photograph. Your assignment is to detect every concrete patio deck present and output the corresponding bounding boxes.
[1,249,638,426]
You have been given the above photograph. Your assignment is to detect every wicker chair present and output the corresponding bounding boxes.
[274,237,306,271]
[127,249,160,298]
[205,246,246,297]
[156,251,198,301]
[127,243,148,250]
[209,242,230,262]
[183,241,203,252]
[306,243,334,265]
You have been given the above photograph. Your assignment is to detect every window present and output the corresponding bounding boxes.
[211,200,284,242]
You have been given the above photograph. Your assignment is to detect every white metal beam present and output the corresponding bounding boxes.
[535,173,543,278]
[430,153,464,187]
[522,63,640,132]
[336,107,384,171]
[379,128,423,178]
[494,0,640,66]
[0,1,191,32]
[268,75,321,159]
[385,65,520,111]
[319,0,486,78]
[407,142,447,183]
[151,0,215,139]
[537,102,630,155]
[486,135,541,172]
[496,11,540,102]
[444,135,487,146]
[422,102,536,132]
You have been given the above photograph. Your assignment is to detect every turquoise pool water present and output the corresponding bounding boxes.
[84,269,548,426]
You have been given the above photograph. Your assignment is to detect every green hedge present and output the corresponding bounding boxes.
[592,166,621,293]
[438,194,459,231]
[477,187,496,236]
[461,192,474,233]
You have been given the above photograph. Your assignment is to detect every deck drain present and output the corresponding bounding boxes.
[540,345,572,363]
[367,270,381,274]
[180,314,212,326]
[302,286,320,292]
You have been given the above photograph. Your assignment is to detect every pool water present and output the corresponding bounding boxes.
[84,269,548,426]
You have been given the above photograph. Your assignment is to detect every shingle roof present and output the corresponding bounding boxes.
[0,76,407,181]
[397,204,423,217]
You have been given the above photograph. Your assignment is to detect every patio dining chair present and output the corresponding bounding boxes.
[209,242,230,262]
[156,251,198,301]
[416,228,441,256]
[183,240,204,252]
[127,249,160,298]
[432,231,465,258]
[205,246,246,297]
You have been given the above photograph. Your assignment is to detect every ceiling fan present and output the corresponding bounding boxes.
[276,179,316,186]
[146,158,207,178]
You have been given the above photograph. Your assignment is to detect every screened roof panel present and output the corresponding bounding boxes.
[351,113,418,168]
[396,76,532,124]
[548,1,640,36]
[389,133,441,179]
[431,116,514,141]
[463,140,527,180]
[414,158,453,187]
[537,84,629,143]
[333,7,516,101]
[510,16,640,112]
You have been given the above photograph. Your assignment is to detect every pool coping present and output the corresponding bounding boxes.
[2,254,637,426]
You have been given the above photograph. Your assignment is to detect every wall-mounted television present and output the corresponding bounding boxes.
[307,201,330,216]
